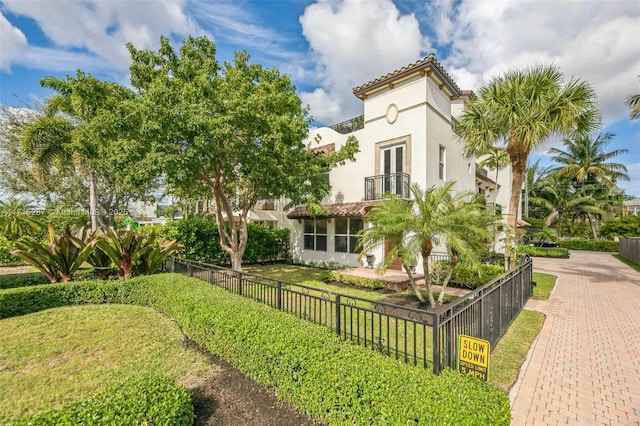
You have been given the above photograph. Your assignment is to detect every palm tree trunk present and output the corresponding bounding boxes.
[586,212,598,239]
[438,251,458,305]
[421,242,437,308]
[506,148,527,271]
[89,171,99,232]
[404,264,426,303]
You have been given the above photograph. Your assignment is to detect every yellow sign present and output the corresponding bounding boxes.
[458,335,490,381]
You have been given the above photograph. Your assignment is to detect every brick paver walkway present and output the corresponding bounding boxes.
[510,251,640,425]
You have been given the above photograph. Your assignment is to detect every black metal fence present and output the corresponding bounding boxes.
[163,255,533,374]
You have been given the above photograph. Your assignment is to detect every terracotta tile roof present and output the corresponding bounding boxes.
[352,54,462,100]
[312,143,335,155]
[287,201,380,219]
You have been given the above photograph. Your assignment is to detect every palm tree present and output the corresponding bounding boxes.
[0,198,43,240]
[478,146,510,251]
[627,76,640,120]
[359,182,491,308]
[531,175,600,239]
[548,132,628,238]
[455,65,597,267]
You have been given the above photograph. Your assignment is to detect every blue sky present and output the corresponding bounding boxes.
[1,0,639,194]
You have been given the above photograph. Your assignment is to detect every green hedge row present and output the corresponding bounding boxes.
[0,270,100,290]
[518,245,570,258]
[12,375,194,426]
[0,274,511,425]
[328,270,386,289]
[558,239,618,252]
[430,262,505,289]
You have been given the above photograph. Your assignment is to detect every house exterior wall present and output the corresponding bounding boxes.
[287,61,490,273]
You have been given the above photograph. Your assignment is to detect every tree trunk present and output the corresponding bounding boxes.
[421,240,436,308]
[506,145,528,271]
[438,252,458,305]
[404,264,425,303]
[492,169,500,253]
[586,212,598,239]
[89,171,99,232]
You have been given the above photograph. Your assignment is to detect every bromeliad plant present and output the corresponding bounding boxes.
[95,228,183,279]
[11,225,95,283]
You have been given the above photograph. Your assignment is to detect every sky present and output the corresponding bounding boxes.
[1,0,639,194]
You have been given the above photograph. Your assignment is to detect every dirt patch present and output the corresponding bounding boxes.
[183,340,321,426]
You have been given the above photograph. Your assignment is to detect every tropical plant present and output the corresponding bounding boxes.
[548,131,628,238]
[627,76,640,121]
[359,182,491,307]
[128,36,358,271]
[95,228,150,280]
[86,244,114,280]
[140,236,183,276]
[478,146,510,251]
[455,65,598,267]
[11,225,94,283]
[0,198,43,240]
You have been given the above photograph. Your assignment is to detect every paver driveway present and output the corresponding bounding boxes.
[510,251,640,425]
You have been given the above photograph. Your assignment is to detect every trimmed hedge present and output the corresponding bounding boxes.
[0,274,511,425]
[12,375,194,425]
[430,262,505,289]
[328,270,386,289]
[0,270,101,290]
[558,239,618,252]
[518,245,570,258]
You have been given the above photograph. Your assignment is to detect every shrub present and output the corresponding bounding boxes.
[0,275,511,425]
[558,239,618,252]
[430,261,505,289]
[328,271,386,289]
[0,272,50,290]
[159,219,290,265]
[600,215,640,238]
[517,245,570,258]
[12,375,194,426]
[0,236,23,266]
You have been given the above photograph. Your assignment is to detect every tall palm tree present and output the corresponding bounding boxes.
[478,146,510,251]
[548,132,628,238]
[359,181,491,308]
[455,65,597,267]
[627,76,640,121]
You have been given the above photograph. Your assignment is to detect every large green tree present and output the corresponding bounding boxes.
[548,131,628,238]
[455,65,597,266]
[19,72,156,230]
[128,36,358,271]
[359,182,491,307]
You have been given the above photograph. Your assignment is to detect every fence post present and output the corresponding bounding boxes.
[335,294,341,337]
[188,264,193,277]
[432,312,440,374]
[276,281,282,310]
[237,271,243,296]
[171,257,175,273]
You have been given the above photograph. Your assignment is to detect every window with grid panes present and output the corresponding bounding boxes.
[303,218,327,251]
[334,218,363,253]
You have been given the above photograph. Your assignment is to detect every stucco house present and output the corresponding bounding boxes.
[284,56,512,274]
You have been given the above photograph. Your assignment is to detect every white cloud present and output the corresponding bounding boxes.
[0,12,27,71]
[440,0,640,124]
[2,0,206,71]
[300,0,425,124]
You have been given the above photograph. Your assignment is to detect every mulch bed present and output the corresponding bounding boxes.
[184,340,321,426]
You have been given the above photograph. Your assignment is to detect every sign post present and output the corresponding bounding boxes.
[458,335,490,381]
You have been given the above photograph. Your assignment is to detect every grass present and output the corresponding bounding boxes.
[0,304,213,422]
[613,254,640,273]
[532,272,556,300]
[488,309,545,392]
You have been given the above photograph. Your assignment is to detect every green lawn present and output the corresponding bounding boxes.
[532,272,556,300]
[613,254,640,273]
[0,304,213,422]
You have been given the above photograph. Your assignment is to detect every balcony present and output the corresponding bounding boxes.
[364,172,410,201]
[329,115,364,134]
[254,199,276,210]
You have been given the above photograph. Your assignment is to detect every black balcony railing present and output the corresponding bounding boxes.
[364,172,410,200]
[329,115,364,134]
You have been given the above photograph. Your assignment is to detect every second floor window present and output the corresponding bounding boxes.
[304,219,327,251]
[334,218,363,253]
